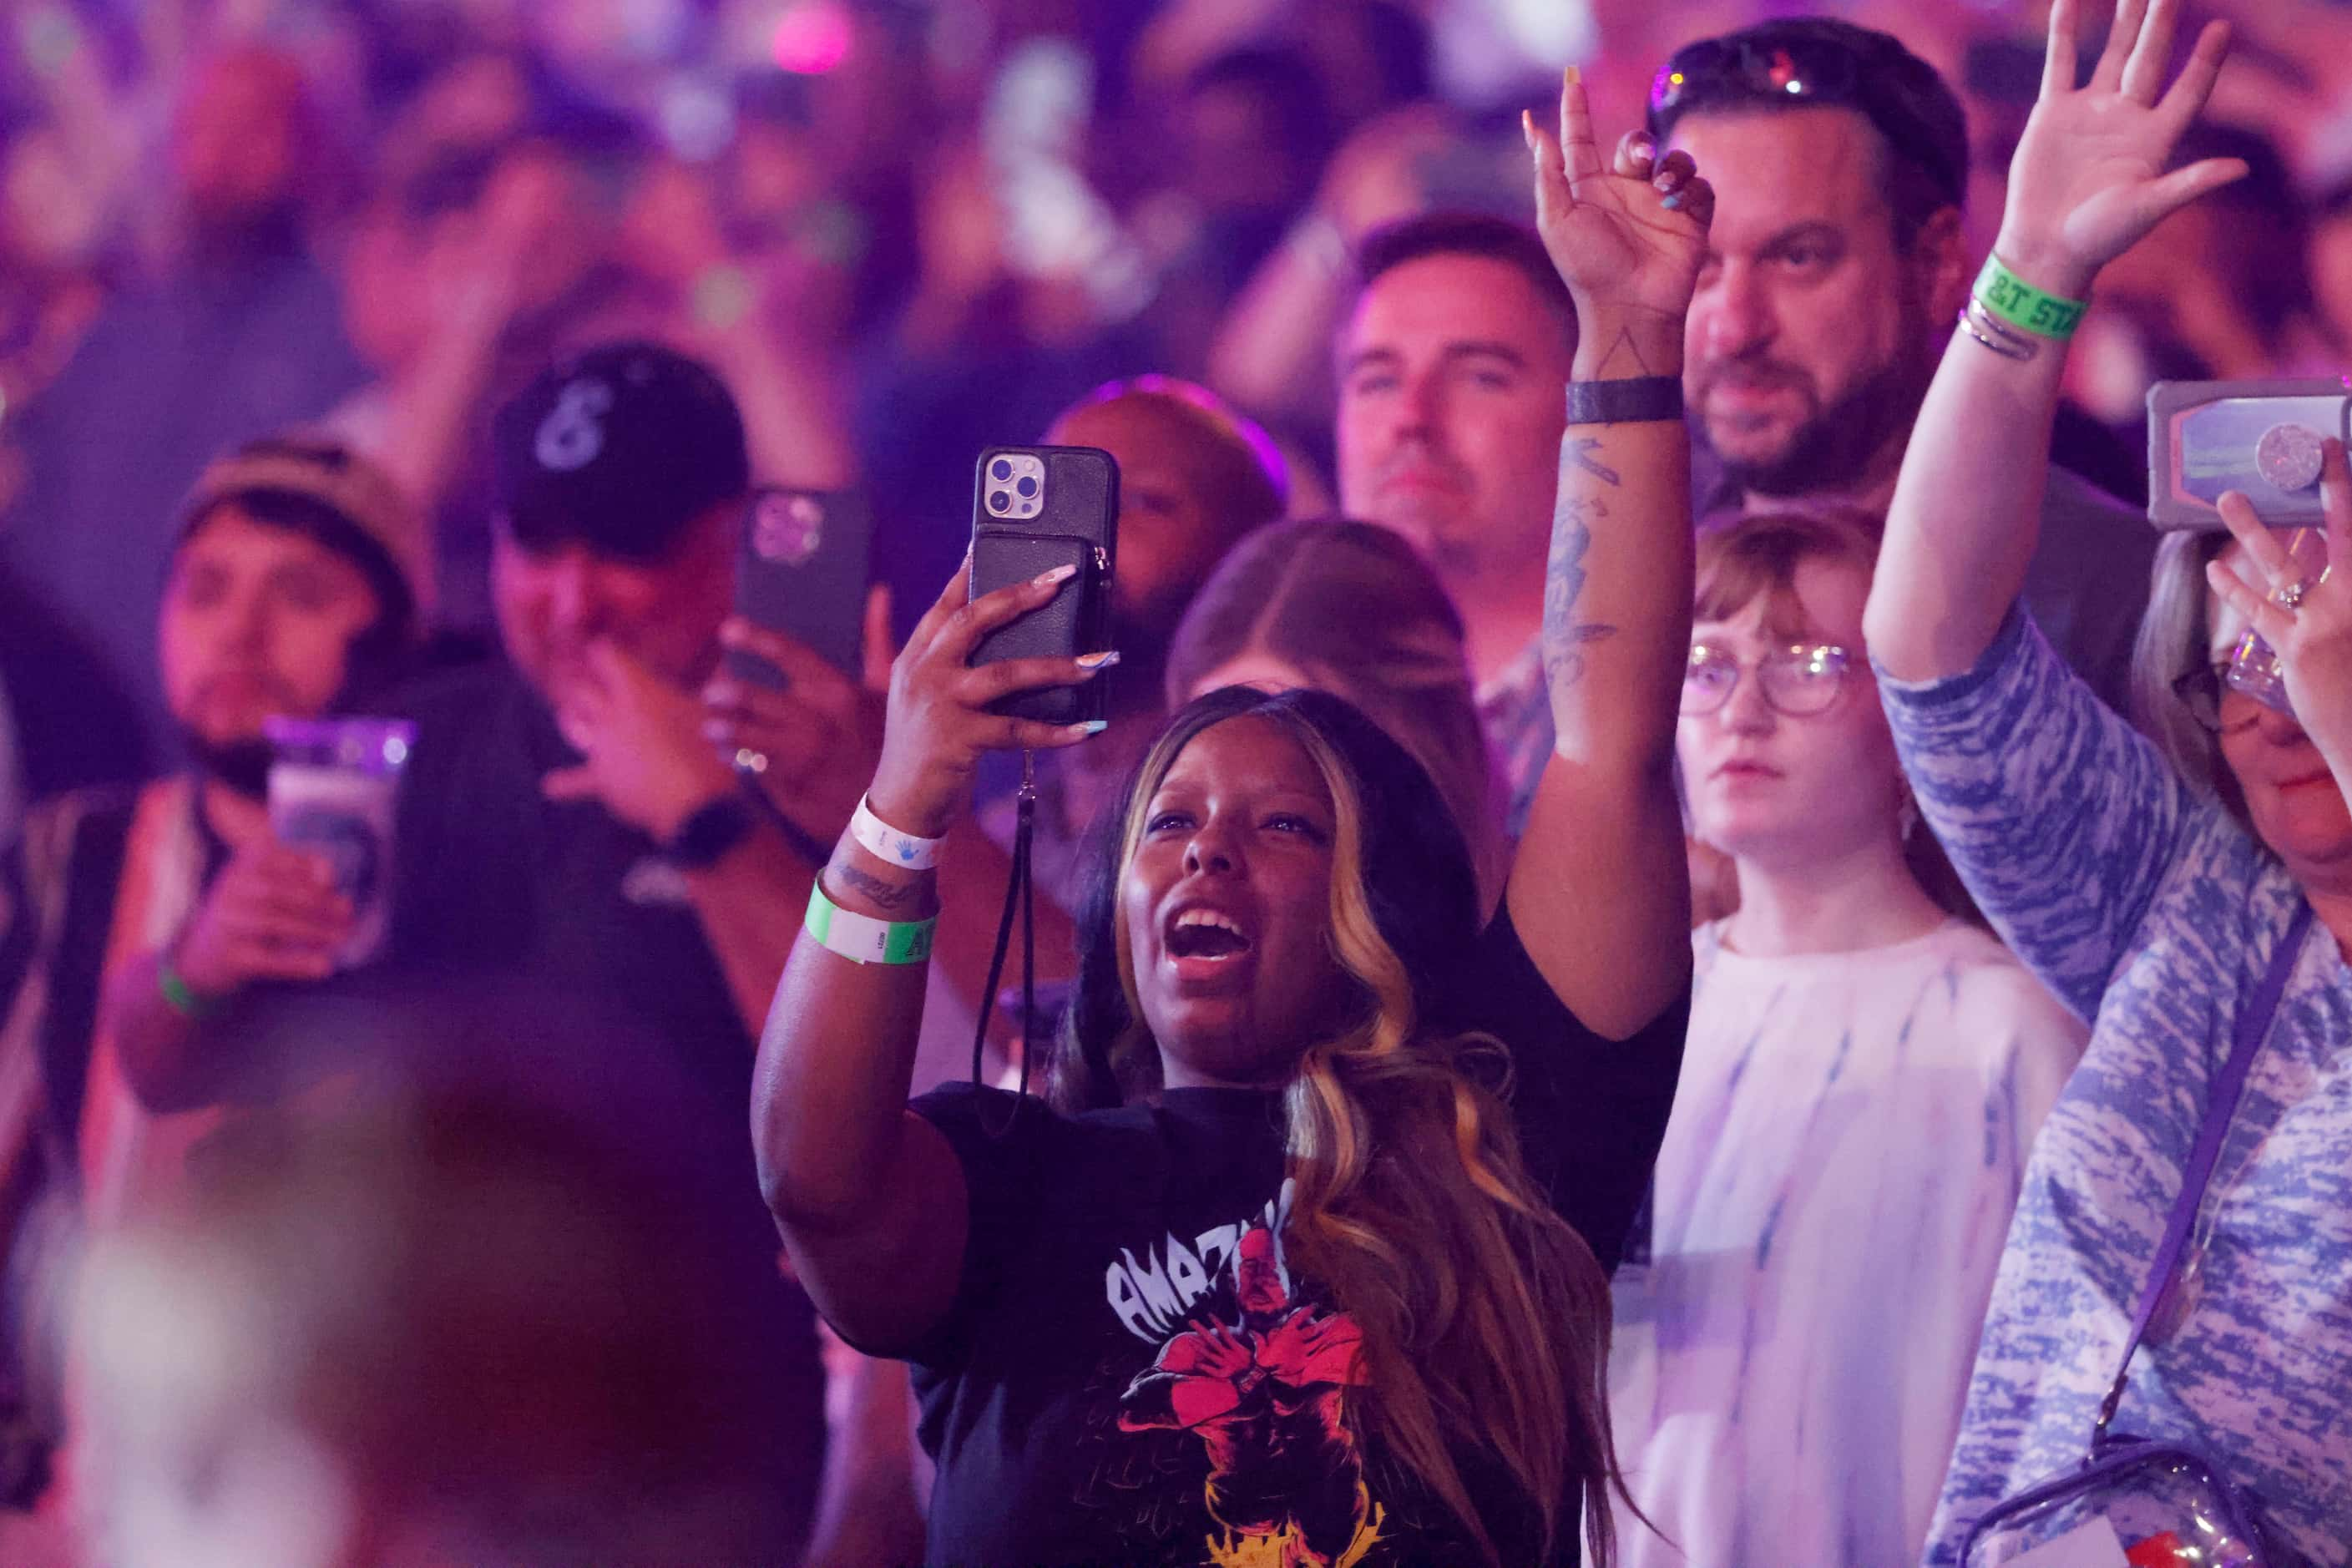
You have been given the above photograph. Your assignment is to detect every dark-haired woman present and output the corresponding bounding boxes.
[754,73,1709,1567]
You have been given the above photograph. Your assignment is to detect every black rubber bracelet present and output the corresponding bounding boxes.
[1565,376,1682,425]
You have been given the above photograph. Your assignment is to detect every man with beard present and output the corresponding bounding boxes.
[0,434,422,1538]
[0,434,425,1227]
[1653,16,2153,711]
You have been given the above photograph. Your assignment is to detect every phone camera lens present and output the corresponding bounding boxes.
[989,490,1011,513]
[1015,476,1039,498]
[990,459,1013,481]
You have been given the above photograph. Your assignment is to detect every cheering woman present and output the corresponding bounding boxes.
[754,71,1708,1567]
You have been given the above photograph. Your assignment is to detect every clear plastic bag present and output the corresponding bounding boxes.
[1960,1436,2299,1568]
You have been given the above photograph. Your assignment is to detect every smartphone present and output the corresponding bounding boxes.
[2147,379,2352,530]
[969,445,1118,725]
[728,487,871,685]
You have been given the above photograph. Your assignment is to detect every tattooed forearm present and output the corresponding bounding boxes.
[828,857,926,913]
[1567,438,1621,486]
[1543,494,1619,692]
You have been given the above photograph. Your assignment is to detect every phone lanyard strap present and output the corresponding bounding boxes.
[974,751,1039,1135]
[2092,900,2312,1444]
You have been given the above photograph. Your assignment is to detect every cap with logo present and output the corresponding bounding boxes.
[493,340,751,562]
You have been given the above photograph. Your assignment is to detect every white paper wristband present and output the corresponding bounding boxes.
[850,794,944,870]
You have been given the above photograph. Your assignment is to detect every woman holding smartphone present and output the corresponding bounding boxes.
[753,71,1706,1568]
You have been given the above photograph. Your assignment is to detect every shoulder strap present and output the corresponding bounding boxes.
[2092,900,2313,1444]
[36,797,136,1156]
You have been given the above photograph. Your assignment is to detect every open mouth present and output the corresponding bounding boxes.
[1166,908,1254,961]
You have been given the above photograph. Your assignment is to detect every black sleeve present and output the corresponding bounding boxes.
[888,1082,1057,1368]
[1448,904,1688,1275]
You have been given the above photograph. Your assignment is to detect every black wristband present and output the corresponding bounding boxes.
[663,792,758,868]
[1565,376,1682,426]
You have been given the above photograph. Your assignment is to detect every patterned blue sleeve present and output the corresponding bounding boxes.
[1877,609,2196,1022]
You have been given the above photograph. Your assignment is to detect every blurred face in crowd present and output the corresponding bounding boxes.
[2203,546,2352,878]
[174,50,312,233]
[1121,716,1352,1089]
[493,504,737,706]
[501,505,738,710]
[1046,397,1270,657]
[1177,77,1320,218]
[1680,553,1904,871]
[1337,255,1573,588]
[4,124,109,273]
[1671,107,1963,497]
[159,507,383,751]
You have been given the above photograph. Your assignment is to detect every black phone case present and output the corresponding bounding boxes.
[969,446,1118,725]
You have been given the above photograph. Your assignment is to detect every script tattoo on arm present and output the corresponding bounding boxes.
[829,857,926,913]
[1543,493,1619,693]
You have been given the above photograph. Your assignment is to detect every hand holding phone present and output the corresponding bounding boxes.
[864,563,1116,840]
[967,445,1119,724]
[2148,380,2352,531]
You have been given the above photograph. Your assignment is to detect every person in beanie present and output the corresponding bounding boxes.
[0,429,427,1528]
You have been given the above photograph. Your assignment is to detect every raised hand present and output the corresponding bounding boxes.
[863,563,1113,840]
[2206,441,2352,767]
[1521,68,1713,377]
[1995,0,2243,300]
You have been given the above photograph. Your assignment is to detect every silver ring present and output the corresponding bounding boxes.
[2271,579,2312,611]
[733,746,771,775]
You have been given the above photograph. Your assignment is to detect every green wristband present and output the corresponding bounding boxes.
[157,959,221,1021]
[804,881,936,965]
[1973,255,2087,340]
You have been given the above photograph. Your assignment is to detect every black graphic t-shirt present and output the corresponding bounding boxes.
[900,905,1688,1567]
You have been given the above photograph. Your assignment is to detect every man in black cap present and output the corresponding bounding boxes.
[1649,16,2153,711]
[392,338,812,1036]
[396,340,835,1550]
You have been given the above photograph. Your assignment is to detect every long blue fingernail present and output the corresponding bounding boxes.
[1075,650,1120,670]
[1072,719,1109,736]
[1661,193,1682,210]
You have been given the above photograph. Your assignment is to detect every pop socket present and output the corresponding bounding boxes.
[2256,422,2326,493]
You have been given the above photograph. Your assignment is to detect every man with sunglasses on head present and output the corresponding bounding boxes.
[1651,17,2154,711]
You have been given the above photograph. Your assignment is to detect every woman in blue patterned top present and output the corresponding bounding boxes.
[1863,1,2352,1560]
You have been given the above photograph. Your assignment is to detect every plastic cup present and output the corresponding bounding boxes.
[263,717,416,969]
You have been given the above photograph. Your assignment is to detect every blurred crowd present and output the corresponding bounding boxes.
[0,0,2349,1565]
[3,0,2352,800]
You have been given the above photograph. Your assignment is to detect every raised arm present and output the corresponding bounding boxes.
[1864,0,2243,681]
[752,564,1105,1349]
[1507,72,1713,1039]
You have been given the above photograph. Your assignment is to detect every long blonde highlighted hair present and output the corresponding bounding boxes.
[1050,686,1626,1565]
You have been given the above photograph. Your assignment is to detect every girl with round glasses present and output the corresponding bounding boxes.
[1607,509,2084,1567]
